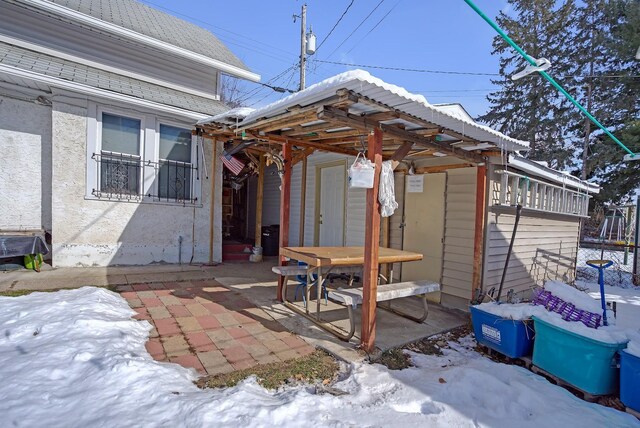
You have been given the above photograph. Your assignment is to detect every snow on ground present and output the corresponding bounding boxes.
[576,247,636,287]
[1,287,638,428]
[577,279,640,342]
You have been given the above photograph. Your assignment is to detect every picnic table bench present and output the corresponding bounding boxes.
[273,264,362,305]
[328,280,441,340]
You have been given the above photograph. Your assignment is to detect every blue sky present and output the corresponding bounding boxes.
[141,0,511,118]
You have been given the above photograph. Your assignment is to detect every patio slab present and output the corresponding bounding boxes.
[1,259,469,364]
[123,279,315,376]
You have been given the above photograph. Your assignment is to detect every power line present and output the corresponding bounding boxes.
[325,0,385,59]
[315,0,356,52]
[138,0,297,61]
[315,59,500,76]
[345,0,404,55]
[236,64,298,104]
[313,60,640,79]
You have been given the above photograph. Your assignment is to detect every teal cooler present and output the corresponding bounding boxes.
[470,305,535,358]
[620,350,640,412]
[532,316,627,395]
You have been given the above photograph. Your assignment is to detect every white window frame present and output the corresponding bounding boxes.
[85,101,202,206]
[154,120,201,203]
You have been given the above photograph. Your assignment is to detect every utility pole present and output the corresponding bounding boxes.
[581,79,592,181]
[299,4,307,91]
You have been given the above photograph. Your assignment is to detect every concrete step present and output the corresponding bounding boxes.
[222,252,252,262]
[223,243,253,253]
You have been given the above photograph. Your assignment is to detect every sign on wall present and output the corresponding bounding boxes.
[407,175,424,193]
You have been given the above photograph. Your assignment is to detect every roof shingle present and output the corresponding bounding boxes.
[48,0,250,72]
[0,42,228,116]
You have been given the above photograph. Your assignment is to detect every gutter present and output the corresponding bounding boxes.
[13,0,261,83]
[0,64,209,120]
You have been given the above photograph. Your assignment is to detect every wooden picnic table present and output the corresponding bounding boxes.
[278,246,423,338]
[280,246,423,267]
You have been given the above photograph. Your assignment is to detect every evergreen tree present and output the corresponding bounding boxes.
[575,0,640,204]
[478,0,577,170]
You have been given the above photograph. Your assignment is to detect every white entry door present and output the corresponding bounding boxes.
[317,163,346,246]
[402,173,446,301]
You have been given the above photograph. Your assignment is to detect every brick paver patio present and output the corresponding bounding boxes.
[117,280,315,375]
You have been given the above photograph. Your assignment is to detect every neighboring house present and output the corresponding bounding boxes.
[199,70,599,310]
[0,0,259,266]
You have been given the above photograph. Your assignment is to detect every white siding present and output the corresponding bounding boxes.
[261,152,369,247]
[440,167,477,309]
[483,165,581,299]
[0,2,218,96]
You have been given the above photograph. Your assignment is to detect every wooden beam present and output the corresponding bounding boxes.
[254,133,361,157]
[361,128,383,353]
[291,147,314,166]
[277,142,292,301]
[472,165,487,299]
[259,111,319,133]
[318,106,485,164]
[415,163,474,174]
[299,155,308,246]
[208,139,218,264]
[390,142,413,169]
[254,154,265,250]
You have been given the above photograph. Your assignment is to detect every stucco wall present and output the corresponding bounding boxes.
[50,99,221,266]
[0,95,52,231]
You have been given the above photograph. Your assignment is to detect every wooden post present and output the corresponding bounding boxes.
[361,128,383,352]
[299,155,307,246]
[381,217,390,281]
[472,165,487,299]
[254,154,265,249]
[208,139,218,264]
[277,142,292,301]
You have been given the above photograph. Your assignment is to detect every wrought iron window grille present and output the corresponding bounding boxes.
[91,152,199,204]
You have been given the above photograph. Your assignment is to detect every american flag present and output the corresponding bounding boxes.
[220,152,245,176]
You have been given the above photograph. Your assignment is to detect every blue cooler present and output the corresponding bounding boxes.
[620,350,640,412]
[470,305,535,358]
[532,316,627,395]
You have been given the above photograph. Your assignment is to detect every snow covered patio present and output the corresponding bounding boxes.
[1,286,637,427]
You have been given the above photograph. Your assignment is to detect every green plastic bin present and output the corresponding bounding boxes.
[532,316,627,395]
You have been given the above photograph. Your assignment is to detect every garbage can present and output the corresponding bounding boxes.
[261,225,280,256]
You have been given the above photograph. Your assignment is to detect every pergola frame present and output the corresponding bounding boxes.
[198,88,496,352]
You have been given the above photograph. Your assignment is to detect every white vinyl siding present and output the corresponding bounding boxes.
[483,164,581,300]
[261,152,367,247]
[440,167,477,309]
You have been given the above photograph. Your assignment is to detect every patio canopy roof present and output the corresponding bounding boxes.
[197,70,530,165]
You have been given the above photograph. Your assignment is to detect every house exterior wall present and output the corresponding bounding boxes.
[482,164,580,300]
[0,92,52,232]
[260,154,482,310]
[50,96,221,266]
[261,152,368,247]
[0,2,219,97]
[440,167,478,310]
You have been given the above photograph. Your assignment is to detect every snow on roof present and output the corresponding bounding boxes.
[199,70,530,152]
[509,155,600,193]
[432,103,475,123]
[204,107,255,125]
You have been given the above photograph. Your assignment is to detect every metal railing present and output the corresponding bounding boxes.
[91,152,198,203]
